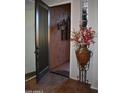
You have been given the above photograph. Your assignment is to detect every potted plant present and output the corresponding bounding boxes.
[71,25,95,67]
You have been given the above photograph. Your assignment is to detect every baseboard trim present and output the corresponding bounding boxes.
[25,71,36,77]
[91,85,98,90]
[85,81,98,90]
[25,75,36,82]
[25,67,49,82]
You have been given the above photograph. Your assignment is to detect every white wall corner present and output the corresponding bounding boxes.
[70,0,81,80]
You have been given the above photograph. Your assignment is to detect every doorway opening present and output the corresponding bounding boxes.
[34,0,71,82]
[49,4,71,78]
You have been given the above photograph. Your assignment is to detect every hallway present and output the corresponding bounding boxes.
[25,0,98,91]
[25,72,97,93]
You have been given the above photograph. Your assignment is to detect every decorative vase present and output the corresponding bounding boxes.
[75,45,90,67]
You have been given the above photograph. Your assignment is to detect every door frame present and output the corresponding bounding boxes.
[35,0,71,82]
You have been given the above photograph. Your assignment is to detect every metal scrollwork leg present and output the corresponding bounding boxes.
[79,66,81,82]
[78,62,90,83]
[84,70,87,82]
[82,69,83,82]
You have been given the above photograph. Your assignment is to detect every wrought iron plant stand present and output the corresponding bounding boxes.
[78,51,93,83]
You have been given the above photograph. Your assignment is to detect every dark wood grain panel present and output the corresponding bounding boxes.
[49,4,71,69]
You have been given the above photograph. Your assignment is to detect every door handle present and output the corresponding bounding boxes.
[34,48,39,55]
[34,51,38,55]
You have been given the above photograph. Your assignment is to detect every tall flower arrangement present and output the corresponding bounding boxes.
[71,26,95,48]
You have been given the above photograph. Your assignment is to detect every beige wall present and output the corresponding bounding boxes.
[88,0,98,89]
[70,0,81,80]
[25,0,35,74]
